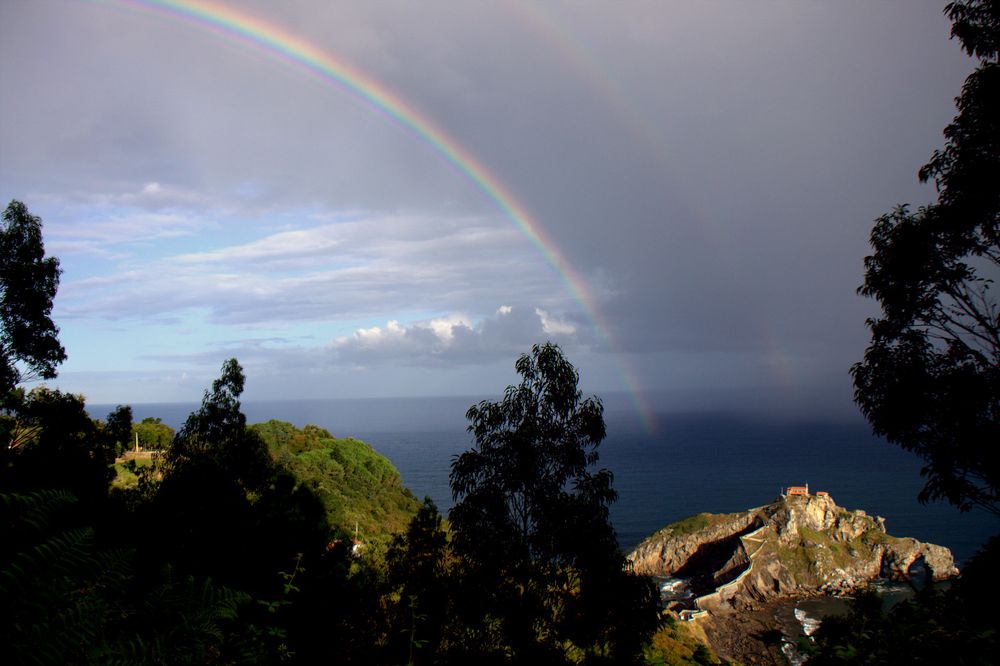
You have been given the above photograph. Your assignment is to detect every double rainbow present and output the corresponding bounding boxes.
[101,0,656,431]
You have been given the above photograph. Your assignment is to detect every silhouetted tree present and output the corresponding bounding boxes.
[104,404,133,457]
[852,0,1000,516]
[151,359,328,595]
[0,387,114,506]
[0,201,66,397]
[449,343,659,664]
[168,358,259,475]
[385,498,451,666]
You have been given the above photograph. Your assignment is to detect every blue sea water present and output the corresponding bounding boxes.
[92,394,998,566]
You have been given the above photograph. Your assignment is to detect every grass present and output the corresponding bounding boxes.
[110,459,154,490]
[660,512,744,538]
[644,616,722,665]
[773,523,889,582]
[773,540,817,582]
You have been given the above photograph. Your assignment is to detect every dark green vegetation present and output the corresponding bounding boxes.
[656,512,743,538]
[0,200,65,396]
[251,419,420,544]
[132,416,174,450]
[0,208,666,664]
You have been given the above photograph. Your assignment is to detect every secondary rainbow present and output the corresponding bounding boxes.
[100,0,656,431]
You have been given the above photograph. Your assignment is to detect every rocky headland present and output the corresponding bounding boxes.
[630,491,956,611]
[628,491,958,663]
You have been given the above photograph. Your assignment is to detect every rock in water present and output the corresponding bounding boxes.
[628,492,958,614]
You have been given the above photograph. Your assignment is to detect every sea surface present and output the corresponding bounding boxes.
[91,394,998,565]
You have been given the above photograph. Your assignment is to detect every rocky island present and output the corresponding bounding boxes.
[628,488,958,663]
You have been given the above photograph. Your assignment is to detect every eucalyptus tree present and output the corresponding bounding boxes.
[0,201,65,398]
[449,343,658,663]
[153,359,328,596]
[853,0,1000,516]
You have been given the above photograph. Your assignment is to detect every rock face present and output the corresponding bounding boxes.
[628,493,958,613]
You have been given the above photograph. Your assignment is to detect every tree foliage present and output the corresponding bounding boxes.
[164,358,272,493]
[852,0,1000,515]
[451,343,612,563]
[151,360,329,596]
[0,201,66,396]
[251,419,420,544]
[132,416,174,450]
[0,490,269,665]
[449,343,659,664]
[0,490,128,666]
[175,358,249,449]
[0,387,115,506]
[384,498,452,666]
[103,404,133,456]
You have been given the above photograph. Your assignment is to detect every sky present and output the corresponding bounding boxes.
[0,0,976,420]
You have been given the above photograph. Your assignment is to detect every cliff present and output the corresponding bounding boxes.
[628,493,958,613]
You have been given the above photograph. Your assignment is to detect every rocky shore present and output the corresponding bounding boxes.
[630,492,956,612]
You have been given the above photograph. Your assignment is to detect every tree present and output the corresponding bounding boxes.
[0,201,66,396]
[165,358,270,488]
[0,387,114,505]
[385,498,451,666]
[852,0,1000,516]
[175,358,248,444]
[448,343,659,663]
[132,416,174,450]
[150,359,328,596]
[104,404,133,457]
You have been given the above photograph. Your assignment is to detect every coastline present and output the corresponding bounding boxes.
[700,580,929,665]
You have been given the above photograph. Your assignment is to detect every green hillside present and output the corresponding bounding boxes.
[250,420,420,546]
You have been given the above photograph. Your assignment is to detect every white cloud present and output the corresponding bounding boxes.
[47,211,211,253]
[54,210,572,328]
[329,305,579,367]
[173,227,344,267]
[428,314,473,342]
[339,312,472,351]
[350,320,408,346]
[536,307,575,336]
[44,182,221,213]
[141,182,162,196]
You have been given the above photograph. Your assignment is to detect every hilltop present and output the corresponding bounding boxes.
[250,420,421,546]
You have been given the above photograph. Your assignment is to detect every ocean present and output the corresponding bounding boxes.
[91,394,998,566]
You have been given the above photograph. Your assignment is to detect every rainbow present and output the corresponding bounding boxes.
[97,0,656,431]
